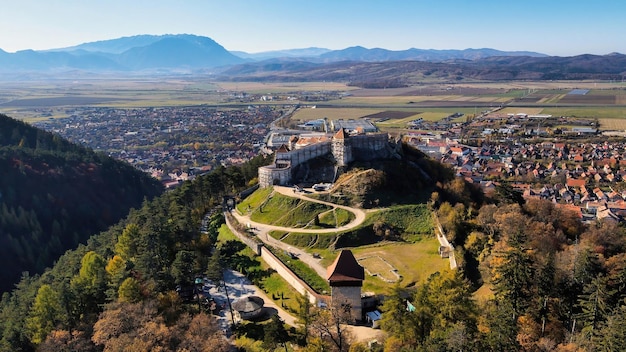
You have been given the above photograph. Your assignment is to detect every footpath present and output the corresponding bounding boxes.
[211,269,298,333]
[432,213,457,269]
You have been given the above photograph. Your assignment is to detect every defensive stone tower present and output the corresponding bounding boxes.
[326,249,365,322]
[331,128,352,167]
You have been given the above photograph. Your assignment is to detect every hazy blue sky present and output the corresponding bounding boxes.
[1,0,623,56]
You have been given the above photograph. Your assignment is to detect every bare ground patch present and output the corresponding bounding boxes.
[559,95,616,104]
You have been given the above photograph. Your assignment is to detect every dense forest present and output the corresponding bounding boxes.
[0,114,164,292]
[378,184,626,351]
[0,140,270,350]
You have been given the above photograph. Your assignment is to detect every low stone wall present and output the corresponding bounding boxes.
[259,248,321,305]
[224,212,328,305]
[225,213,263,255]
[239,184,260,199]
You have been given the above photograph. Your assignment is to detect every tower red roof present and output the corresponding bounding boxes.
[334,128,347,139]
[327,250,364,285]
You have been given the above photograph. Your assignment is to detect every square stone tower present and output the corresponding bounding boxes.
[331,128,352,166]
[326,249,364,322]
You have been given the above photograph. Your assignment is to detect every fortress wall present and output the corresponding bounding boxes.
[350,134,390,161]
[259,133,392,187]
[350,133,388,151]
[224,213,324,305]
[259,164,291,187]
[289,141,331,166]
[276,152,291,162]
[260,248,319,305]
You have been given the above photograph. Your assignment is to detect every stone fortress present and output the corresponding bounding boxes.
[259,119,400,187]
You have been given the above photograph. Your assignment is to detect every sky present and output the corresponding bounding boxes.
[1,0,624,56]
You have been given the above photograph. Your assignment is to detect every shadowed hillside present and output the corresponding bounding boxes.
[0,114,164,292]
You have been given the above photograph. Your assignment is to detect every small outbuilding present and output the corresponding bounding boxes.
[232,295,265,320]
[365,310,382,328]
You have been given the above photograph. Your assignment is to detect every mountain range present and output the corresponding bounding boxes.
[1,34,625,82]
[0,34,545,72]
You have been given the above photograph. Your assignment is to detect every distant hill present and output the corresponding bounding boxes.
[0,114,164,292]
[117,35,243,69]
[49,34,167,54]
[219,53,626,85]
[0,34,245,73]
[318,46,546,62]
[231,47,332,60]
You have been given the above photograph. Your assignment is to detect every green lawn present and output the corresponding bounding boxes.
[542,106,626,119]
[335,208,355,226]
[240,188,337,228]
[268,246,330,295]
[352,237,449,294]
[236,187,273,214]
[317,208,355,228]
[367,204,434,240]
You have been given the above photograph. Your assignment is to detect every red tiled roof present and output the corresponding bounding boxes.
[566,178,586,188]
[334,128,346,139]
[327,250,364,284]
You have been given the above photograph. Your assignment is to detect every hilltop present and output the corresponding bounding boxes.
[0,113,164,292]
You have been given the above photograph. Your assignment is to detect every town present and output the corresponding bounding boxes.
[32,105,284,187]
[405,107,626,224]
[31,92,626,225]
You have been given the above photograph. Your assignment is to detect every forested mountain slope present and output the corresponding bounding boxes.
[0,151,269,350]
[0,114,164,292]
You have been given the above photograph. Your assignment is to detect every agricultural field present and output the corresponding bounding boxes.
[598,118,626,130]
[0,78,228,120]
[495,107,546,116]
[215,81,355,93]
[291,107,384,121]
[542,106,626,120]
[4,78,624,123]
[375,112,445,128]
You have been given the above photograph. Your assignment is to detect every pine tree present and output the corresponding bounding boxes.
[263,314,289,352]
[576,276,613,338]
[26,285,62,345]
[596,303,626,351]
[492,247,534,315]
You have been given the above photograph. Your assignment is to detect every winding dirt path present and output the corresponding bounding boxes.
[229,186,369,278]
